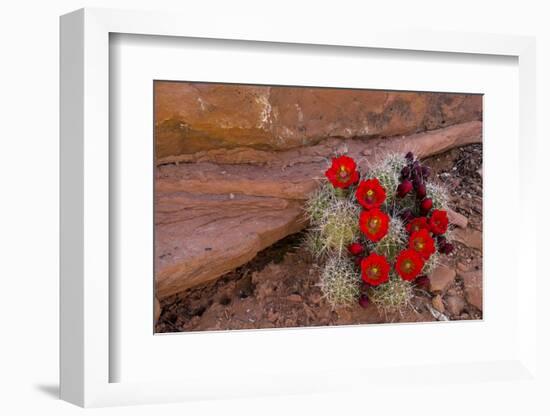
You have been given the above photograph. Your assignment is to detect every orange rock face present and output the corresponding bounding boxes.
[155,82,482,160]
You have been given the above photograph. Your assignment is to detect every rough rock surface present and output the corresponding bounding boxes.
[460,270,483,310]
[445,295,466,316]
[156,193,305,299]
[432,295,445,313]
[156,122,482,299]
[448,209,468,229]
[154,297,161,325]
[453,228,483,251]
[155,82,482,159]
[429,265,457,293]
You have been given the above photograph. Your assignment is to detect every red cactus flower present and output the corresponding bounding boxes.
[361,253,390,286]
[406,217,430,234]
[395,249,424,281]
[396,179,413,198]
[347,242,364,256]
[409,229,436,260]
[419,198,433,215]
[359,209,389,242]
[324,155,360,189]
[429,209,449,235]
[355,178,386,209]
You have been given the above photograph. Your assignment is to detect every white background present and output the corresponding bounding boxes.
[1,0,548,415]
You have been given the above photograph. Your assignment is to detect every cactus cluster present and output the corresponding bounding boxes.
[318,256,361,308]
[304,151,454,312]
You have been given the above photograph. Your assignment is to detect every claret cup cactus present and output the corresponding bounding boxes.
[304,151,453,312]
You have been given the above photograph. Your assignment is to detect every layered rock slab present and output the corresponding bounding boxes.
[156,192,305,299]
[155,82,482,159]
[156,121,482,299]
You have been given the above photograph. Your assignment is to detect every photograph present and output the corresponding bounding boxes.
[153,81,483,333]
[2,0,545,412]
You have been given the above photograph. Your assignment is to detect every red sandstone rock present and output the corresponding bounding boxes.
[362,120,482,161]
[155,192,305,299]
[445,295,466,316]
[448,209,468,229]
[460,271,483,310]
[432,295,445,313]
[453,227,483,251]
[154,297,161,325]
[429,265,457,293]
[155,82,482,159]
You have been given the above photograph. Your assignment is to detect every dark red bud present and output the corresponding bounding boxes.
[401,166,411,179]
[415,275,430,290]
[397,180,413,198]
[405,151,414,162]
[358,294,370,308]
[347,242,364,256]
[416,183,427,199]
[437,236,447,252]
[442,243,454,255]
[420,198,433,215]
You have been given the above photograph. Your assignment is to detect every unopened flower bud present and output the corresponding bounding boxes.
[420,198,433,215]
[397,180,413,198]
[358,294,370,308]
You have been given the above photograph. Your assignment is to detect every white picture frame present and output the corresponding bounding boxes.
[60,7,539,408]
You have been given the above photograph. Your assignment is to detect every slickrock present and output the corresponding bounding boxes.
[155,82,482,159]
[156,192,305,298]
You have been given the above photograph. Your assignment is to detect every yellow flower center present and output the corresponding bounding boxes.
[364,188,376,203]
[402,259,413,273]
[368,266,380,279]
[338,166,350,180]
[368,217,380,232]
[415,239,425,250]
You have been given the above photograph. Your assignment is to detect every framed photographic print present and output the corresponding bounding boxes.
[60,7,540,408]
